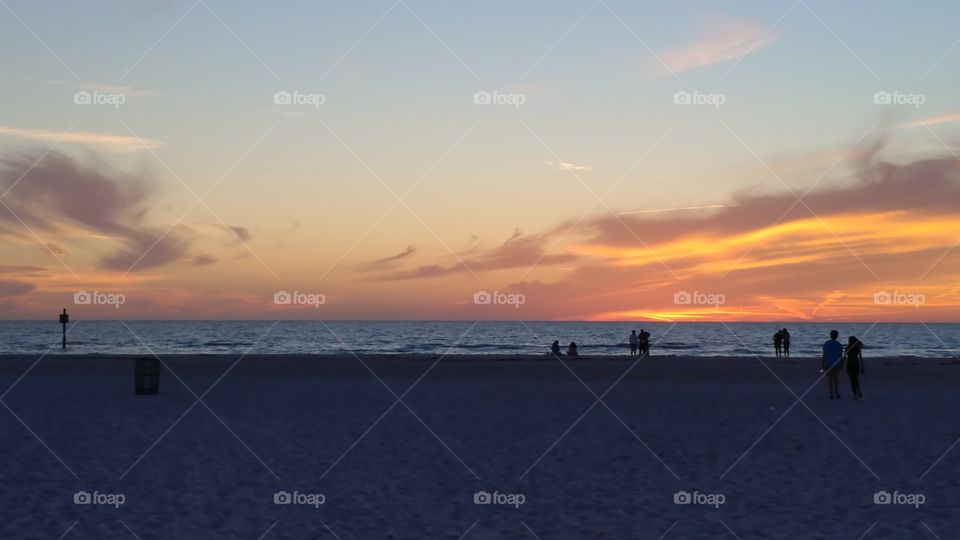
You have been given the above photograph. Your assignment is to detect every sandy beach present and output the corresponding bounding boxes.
[0,353,956,539]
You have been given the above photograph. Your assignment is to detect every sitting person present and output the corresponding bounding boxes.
[550,340,562,356]
[567,341,578,356]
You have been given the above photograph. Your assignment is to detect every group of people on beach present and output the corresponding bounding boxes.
[549,328,653,357]
[550,340,579,356]
[821,330,865,400]
[773,328,791,358]
[629,329,651,357]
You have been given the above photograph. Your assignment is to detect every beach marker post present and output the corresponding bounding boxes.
[59,308,69,349]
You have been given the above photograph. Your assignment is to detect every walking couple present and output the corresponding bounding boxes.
[821,330,865,400]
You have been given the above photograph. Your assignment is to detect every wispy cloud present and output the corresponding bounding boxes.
[545,161,592,171]
[0,126,163,153]
[651,14,780,76]
[899,112,960,129]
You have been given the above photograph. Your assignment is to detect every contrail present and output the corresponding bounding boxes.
[617,204,726,215]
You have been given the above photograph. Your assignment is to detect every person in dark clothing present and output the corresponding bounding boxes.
[773,330,783,358]
[638,329,651,357]
[846,336,864,399]
[567,341,578,356]
[781,328,791,358]
[550,340,562,356]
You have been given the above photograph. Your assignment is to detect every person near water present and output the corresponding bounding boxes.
[822,330,845,399]
[773,330,783,358]
[629,330,639,356]
[846,336,864,399]
[639,329,651,357]
[550,340,562,356]
[781,328,791,358]
[567,341,579,356]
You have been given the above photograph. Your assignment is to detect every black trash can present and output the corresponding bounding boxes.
[134,358,161,395]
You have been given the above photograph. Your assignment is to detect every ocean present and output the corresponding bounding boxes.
[0,321,957,358]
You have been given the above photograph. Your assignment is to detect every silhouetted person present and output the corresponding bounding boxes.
[781,328,791,358]
[629,330,639,356]
[567,341,578,356]
[639,329,651,357]
[550,340,562,356]
[773,330,783,358]
[846,336,864,399]
[822,330,844,399]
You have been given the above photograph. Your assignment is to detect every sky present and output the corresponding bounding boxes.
[1,0,959,321]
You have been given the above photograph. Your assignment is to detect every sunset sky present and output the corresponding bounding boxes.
[1,0,959,321]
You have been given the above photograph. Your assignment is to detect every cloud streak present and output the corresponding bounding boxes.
[651,14,779,75]
[0,126,163,153]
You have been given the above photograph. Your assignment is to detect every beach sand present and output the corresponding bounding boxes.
[0,353,957,539]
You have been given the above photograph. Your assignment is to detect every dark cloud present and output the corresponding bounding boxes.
[227,225,251,242]
[366,246,416,269]
[43,242,67,255]
[0,280,35,296]
[192,254,218,266]
[375,230,576,280]
[0,149,247,272]
[0,265,46,275]
[583,148,960,248]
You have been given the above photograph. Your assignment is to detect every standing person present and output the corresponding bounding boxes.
[629,330,639,356]
[822,330,844,399]
[773,330,783,358]
[846,336,864,399]
[639,329,651,357]
[567,341,579,356]
[781,328,791,358]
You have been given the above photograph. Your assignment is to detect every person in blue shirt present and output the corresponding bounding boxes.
[822,330,845,399]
